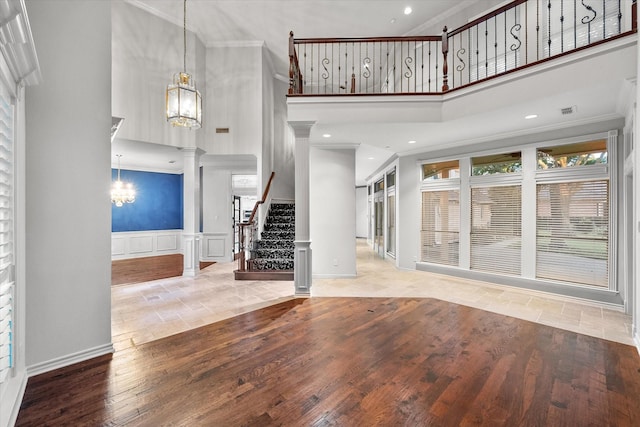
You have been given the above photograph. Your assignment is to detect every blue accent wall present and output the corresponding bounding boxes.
[112,169,183,232]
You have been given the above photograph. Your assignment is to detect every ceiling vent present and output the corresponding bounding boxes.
[561,106,576,115]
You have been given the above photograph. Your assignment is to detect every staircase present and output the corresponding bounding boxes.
[234,202,295,280]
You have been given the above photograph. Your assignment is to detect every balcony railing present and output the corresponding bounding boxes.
[289,0,637,95]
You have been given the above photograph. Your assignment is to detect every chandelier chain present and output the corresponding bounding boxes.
[183,0,187,73]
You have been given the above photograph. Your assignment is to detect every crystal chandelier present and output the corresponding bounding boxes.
[111,155,135,207]
[166,0,202,129]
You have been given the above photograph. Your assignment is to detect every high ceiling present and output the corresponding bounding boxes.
[129,0,485,78]
[117,0,633,185]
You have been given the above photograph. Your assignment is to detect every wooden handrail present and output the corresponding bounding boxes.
[288,0,635,96]
[247,171,275,224]
[237,172,276,272]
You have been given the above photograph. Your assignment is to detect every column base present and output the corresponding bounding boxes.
[182,233,201,277]
[294,240,312,296]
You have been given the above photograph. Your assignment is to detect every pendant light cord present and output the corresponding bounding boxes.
[183,0,187,73]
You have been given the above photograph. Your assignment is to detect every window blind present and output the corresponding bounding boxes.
[536,180,609,287]
[0,88,13,385]
[470,185,521,275]
[421,190,460,266]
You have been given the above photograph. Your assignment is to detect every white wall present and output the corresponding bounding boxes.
[310,147,356,277]
[111,0,199,150]
[271,78,295,201]
[201,167,233,262]
[205,44,263,157]
[25,0,112,371]
[355,186,368,238]
[397,156,421,270]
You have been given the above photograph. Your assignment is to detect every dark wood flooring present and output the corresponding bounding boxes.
[111,254,215,286]
[16,297,640,426]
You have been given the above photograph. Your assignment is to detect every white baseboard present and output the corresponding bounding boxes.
[1,371,27,427]
[27,343,114,378]
[312,273,357,279]
[634,330,640,357]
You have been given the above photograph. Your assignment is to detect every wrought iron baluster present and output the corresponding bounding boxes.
[561,0,565,53]
[413,40,418,93]
[344,47,348,92]
[475,25,479,81]
[372,41,376,93]
[468,28,471,83]
[511,6,521,68]
[494,15,497,76]
[322,43,329,93]
[331,43,334,93]
[303,44,307,91]
[386,41,389,93]
[603,0,606,38]
[456,32,466,84]
[310,44,314,93]
[581,0,597,44]
[428,41,432,91]
[337,43,341,92]
[548,0,552,56]
[504,11,507,72]
[574,0,577,49]
[536,0,540,60]
[617,0,622,34]
[484,20,488,78]
[351,42,355,93]
[358,42,361,93]
[435,38,439,90]
[421,40,424,91]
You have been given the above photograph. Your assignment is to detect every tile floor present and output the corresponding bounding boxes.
[112,239,636,352]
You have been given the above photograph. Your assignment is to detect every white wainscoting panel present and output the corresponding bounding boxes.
[157,234,178,252]
[111,238,125,256]
[201,232,232,262]
[129,236,153,254]
[111,230,183,260]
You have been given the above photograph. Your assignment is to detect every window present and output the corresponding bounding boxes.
[421,190,460,266]
[471,185,522,275]
[0,87,13,385]
[422,160,459,181]
[387,194,396,255]
[472,152,521,175]
[386,169,396,187]
[537,139,607,169]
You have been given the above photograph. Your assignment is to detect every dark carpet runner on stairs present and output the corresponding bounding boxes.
[251,203,294,271]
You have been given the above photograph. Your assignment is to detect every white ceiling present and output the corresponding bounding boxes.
[114,0,632,185]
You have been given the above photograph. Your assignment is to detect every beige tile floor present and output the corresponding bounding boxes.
[112,239,636,352]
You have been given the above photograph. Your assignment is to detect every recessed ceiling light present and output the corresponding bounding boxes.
[368,157,375,160]
[525,114,538,119]
[408,140,416,144]
[169,160,176,164]
[322,133,331,138]
[404,6,412,15]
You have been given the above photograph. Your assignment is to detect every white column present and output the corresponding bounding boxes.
[183,147,202,277]
[289,121,315,296]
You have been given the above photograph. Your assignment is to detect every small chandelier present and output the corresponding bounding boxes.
[166,0,202,129]
[111,154,135,207]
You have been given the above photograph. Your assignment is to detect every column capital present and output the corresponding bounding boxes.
[288,121,315,139]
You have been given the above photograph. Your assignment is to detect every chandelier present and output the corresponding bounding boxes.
[111,154,135,207]
[166,0,202,129]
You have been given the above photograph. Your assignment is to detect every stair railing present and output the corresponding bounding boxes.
[288,0,636,95]
[238,171,276,272]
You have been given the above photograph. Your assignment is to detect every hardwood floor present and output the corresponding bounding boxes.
[111,254,215,285]
[16,297,640,426]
